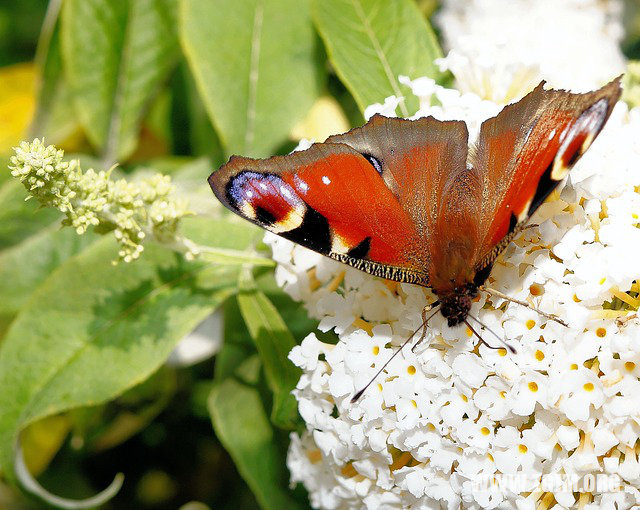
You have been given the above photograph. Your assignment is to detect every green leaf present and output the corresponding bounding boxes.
[209,377,303,510]
[215,298,255,382]
[0,156,10,188]
[622,61,640,108]
[174,62,225,163]
[180,0,324,157]
[312,0,443,117]
[237,268,300,429]
[256,270,332,345]
[30,3,79,143]
[180,215,262,250]
[0,180,60,250]
[61,0,180,163]
[0,226,97,336]
[199,247,275,267]
[0,237,236,478]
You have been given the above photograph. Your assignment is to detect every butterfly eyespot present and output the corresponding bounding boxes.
[255,206,276,225]
[225,170,306,233]
[208,77,620,366]
[551,98,609,180]
[361,153,383,174]
[293,175,309,193]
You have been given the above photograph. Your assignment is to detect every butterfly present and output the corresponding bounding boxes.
[209,78,621,329]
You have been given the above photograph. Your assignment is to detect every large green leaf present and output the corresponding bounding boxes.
[60,0,180,163]
[0,226,97,336]
[0,180,60,250]
[237,268,300,429]
[181,215,275,267]
[209,377,303,510]
[180,215,263,251]
[180,0,324,157]
[313,0,443,117]
[0,237,236,478]
[30,3,78,143]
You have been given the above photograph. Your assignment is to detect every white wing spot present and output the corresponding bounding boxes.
[280,185,292,199]
[548,128,556,141]
[259,182,268,190]
[322,176,331,185]
[294,175,309,193]
[246,190,254,198]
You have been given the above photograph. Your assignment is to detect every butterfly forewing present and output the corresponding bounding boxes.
[471,77,622,272]
[208,142,431,285]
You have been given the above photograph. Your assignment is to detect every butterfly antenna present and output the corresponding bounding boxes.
[351,305,440,403]
[464,319,515,355]
[480,286,568,327]
[467,314,517,354]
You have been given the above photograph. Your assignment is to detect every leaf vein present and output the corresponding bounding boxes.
[245,0,264,153]
[349,0,408,117]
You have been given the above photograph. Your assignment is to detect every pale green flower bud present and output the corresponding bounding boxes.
[9,139,195,262]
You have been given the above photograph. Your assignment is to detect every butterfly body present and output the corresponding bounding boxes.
[210,79,622,326]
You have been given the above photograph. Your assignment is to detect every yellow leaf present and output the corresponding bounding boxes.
[21,414,71,477]
[0,62,36,154]
[291,96,350,142]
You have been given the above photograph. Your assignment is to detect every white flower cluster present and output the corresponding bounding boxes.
[273,76,640,508]
[10,139,191,262]
[434,0,626,101]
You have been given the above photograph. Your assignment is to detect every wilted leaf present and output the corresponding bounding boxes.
[0,63,36,153]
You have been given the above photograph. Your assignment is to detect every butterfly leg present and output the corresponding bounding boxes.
[411,302,440,353]
[480,286,568,327]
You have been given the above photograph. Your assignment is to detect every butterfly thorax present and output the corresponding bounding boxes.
[437,283,479,327]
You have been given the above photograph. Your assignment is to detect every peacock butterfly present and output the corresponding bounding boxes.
[208,78,622,329]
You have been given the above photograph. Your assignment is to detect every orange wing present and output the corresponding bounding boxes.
[208,115,470,287]
[470,77,622,272]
